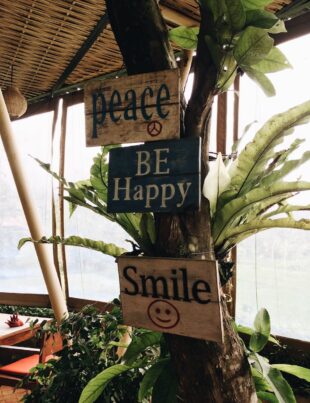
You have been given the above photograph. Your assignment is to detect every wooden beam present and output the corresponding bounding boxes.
[0,293,51,307]
[52,13,109,92]
[160,5,199,26]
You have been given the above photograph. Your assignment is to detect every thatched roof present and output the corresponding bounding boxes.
[0,0,309,106]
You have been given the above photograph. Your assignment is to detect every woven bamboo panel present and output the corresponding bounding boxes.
[0,0,295,102]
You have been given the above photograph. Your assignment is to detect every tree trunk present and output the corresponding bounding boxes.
[106,1,257,402]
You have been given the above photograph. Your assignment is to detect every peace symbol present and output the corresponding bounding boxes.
[147,120,162,137]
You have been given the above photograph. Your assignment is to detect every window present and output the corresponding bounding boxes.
[236,34,310,341]
[0,112,53,293]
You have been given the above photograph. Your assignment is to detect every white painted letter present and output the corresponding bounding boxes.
[136,151,151,176]
[145,185,159,208]
[176,182,192,207]
[113,177,131,201]
[160,184,175,208]
[154,148,170,175]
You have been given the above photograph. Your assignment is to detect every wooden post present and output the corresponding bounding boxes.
[0,88,68,323]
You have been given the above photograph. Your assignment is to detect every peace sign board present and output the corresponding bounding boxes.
[107,137,200,213]
[84,69,180,146]
[117,256,223,342]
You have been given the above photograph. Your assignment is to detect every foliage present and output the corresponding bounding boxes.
[0,304,54,318]
[20,305,153,403]
[169,0,291,96]
[241,308,310,403]
[203,100,310,259]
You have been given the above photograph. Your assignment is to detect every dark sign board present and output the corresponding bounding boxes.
[107,137,201,213]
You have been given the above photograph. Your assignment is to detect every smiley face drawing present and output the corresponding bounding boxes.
[147,300,180,329]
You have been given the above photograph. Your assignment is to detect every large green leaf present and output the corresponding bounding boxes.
[138,359,170,402]
[169,26,199,50]
[152,361,178,403]
[254,354,296,403]
[234,26,274,67]
[245,67,276,96]
[223,100,310,200]
[241,0,273,11]
[224,0,246,31]
[245,9,278,29]
[79,364,131,403]
[123,332,162,366]
[272,364,310,383]
[249,308,270,352]
[18,236,127,258]
[252,47,292,73]
[237,324,279,345]
[257,391,278,402]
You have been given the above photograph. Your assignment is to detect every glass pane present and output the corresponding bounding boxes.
[64,104,128,302]
[0,112,53,294]
[236,34,310,340]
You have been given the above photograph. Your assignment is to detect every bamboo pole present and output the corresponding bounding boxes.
[0,88,68,323]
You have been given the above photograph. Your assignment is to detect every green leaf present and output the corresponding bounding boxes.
[234,26,274,67]
[152,361,178,403]
[123,332,162,366]
[271,364,310,383]
[169,26,199,50]
[79,364,131,403]
[268,20,287,34]
[138,359,170,402]
[241,0,273,11]
[18,236,127,257]
[224,100,310,200]
[252,47,292,73]
[217,53,238,91]
[245,9,278,28]
[249,308,270,352]
[245,67,276,96]
[139,213,156,245]
[224,0,246,31]
[254,354,296,403]
[257,391,278,402]
[237,324,279,345]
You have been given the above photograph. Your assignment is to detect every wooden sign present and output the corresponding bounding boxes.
[107,137,201,213]
[118,257,223,342]
[84,69,180,146]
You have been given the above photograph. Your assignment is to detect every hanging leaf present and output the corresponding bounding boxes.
[79,364,131,403]
[268,20,287,34]
[244,67,276,97]
[203,153,231,216]
[252,47,292,73]
[152,361,178,403]
[257,391,278,402]
[168,26,199,50]
[254,354,296,403]
[271,364,310,383]
[249,308,270,352]
[123,332,162,366]
[18,235,127,258]
[223,100,310,200]
[241,0,273,11]
[245,10,278,29]
[224,0,246,32]
[138,359,170,402]
[234,26,274,67]
[217,53,238,92]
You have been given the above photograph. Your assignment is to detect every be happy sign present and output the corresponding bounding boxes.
[84,69,180,146]
[107,137,201,213]
[117,256,223,342]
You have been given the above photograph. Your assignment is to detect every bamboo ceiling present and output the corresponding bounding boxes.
[0,0,309,105]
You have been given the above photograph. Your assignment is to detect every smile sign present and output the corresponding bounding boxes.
[84,69,180,146]
[107,137,201,213]
[117,257,223,342]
